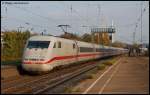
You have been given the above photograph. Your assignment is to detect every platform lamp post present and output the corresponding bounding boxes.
[44,29,46,35]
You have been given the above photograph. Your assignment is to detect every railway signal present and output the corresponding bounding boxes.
[91,27,116,46]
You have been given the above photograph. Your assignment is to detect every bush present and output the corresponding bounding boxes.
[64,86,74,93]
[97,64,106,70]
[1,30,30,62]
[1,60,21,66]
[145,51,149,56]
[73,88,81,92]
[103,61,113,66]
[85,74,95,79]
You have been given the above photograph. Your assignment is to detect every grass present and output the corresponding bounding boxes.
[81,58,118,81]
[73,88,81,92]
[64,86,81,93]
[97,64,106,70]
[102,58,117,66]
[85,73,95,79]
[102,61,113,66]
[64,86,74,93]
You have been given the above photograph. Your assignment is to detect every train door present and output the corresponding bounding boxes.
[92,44,95,59]
[74,40,79,62]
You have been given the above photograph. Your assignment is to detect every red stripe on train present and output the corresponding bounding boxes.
[23,53,101,64]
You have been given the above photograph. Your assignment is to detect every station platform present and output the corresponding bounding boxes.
[71,56,149,94]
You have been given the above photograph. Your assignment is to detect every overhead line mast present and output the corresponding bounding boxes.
[140,2,143,45]
[97,4,101,26]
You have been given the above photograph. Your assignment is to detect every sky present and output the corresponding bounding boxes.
[1,1,149,44]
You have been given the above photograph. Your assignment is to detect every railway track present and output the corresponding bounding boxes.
[1,65,20,80]
[1,65,15,69]
[34,63,98,94]
[2,57,119,94]
[2,59,99,94]
[35,56,121,94]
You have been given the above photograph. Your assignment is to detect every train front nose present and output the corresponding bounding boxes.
[22,48,50,72]
[22,40,51,72]
[22,63,53,72]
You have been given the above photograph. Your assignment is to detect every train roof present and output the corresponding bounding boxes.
[29,35,99,45]
[28,35,125,50]
[29,35,54,41]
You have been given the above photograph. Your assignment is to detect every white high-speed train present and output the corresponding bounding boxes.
[22,35,128,72]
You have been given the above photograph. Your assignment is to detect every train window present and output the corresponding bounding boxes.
[58,41,61,48]
[27,41,50,49]
[73,44,75,49]
[53,43,56,48]
[96,48,100,52]
[80,47,94,52]
[96,48,106,52]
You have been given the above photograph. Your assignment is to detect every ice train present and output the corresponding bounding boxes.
[22,35,128,72]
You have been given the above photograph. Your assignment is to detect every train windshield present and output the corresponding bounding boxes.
[27,41,50,49]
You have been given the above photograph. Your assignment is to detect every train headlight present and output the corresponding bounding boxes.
[40,59,44,61]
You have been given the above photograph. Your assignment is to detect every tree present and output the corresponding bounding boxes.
[2,30,30,61]
[111,41,126,48]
